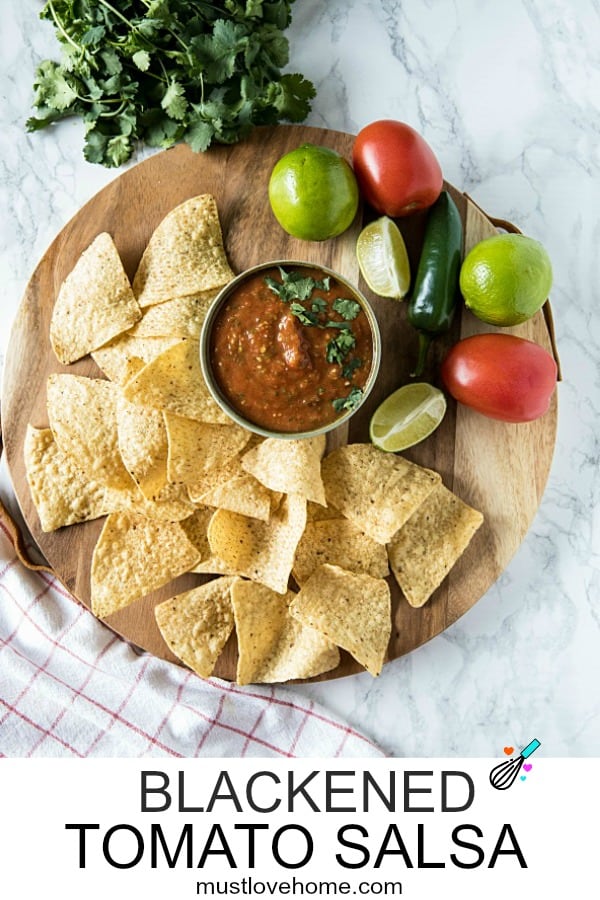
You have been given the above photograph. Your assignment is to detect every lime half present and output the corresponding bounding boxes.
[356,216,410,299]
[369,383,446,452]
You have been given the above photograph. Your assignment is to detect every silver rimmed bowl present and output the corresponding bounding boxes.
[200,259,381,439]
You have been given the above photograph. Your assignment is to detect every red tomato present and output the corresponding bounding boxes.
[440,333,557,423]
[352,120,443,217]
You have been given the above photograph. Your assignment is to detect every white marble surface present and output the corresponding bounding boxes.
[1,0,599,757]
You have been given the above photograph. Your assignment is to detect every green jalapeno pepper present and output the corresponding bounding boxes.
[408,190,463,377]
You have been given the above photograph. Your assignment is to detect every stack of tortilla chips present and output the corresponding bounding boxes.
[24,193,483,685]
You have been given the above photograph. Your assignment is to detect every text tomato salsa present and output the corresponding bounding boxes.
[209,266,374,433]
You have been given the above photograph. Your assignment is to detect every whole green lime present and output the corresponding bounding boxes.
[268,143,359,241]
[460,233,553,326]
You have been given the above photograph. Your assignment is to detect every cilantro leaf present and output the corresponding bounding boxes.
[184,117,215,152]
[289,303,319,326]
[264,269,323,304]
[190,19,247,84]
[333,297,361,321]
[132,50,151,72]
[30,60,78,112]
[326,330,356,365]
[342,357,363,379]
[332,388,363,413]
[161,80,188,120]
[265,73,316,122]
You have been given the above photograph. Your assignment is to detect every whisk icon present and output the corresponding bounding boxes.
[489,739,541,790]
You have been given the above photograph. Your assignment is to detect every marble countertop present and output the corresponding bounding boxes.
[1,0,598,757]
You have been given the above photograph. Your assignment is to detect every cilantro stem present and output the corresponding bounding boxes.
[96,0,136,31]
[45,0,80,53]
[98,100,128,118]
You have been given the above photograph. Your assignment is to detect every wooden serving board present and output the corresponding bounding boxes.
[1,125,558,681]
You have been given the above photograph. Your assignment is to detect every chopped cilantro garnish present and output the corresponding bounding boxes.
[289,302,320,326]
[326,330,356,365]
[27,1,316,168]
[311,297,328,315]
[265,269,329,304]
[333,297,361,320]
[332,387,363,413]
[325,320,352,330]
[342,357,363,379]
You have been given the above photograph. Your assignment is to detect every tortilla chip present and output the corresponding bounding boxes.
[164,412,251,484]
[192,556,238,576]
[102,481,195,522]
[122,339,231,423]
[289,564,391,677]
[186,434,263,503]
[321,443,441,544]
[92,335,181,385]
[293,518,390,585]
[179,506,215,563]
[155,576,237,678]
[129,291,217,339]
[47,374,133,490]
[132,194,234,307]
[23,425,109,531]
[207,493,307,594]
[241,435,327,505]
[200,473,277,522]
[50,232,141,365]
[387,482,484,608]
[231,580,340,684]
[91,512,200,617]
[306,501,340,522]
[116,394,169,500]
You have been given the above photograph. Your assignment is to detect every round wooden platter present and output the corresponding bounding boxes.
[1,125,558,682]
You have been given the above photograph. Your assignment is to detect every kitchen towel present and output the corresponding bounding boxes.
[0,489,385,759]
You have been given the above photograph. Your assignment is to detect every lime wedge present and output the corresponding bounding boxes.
[369,383,447,452]
[356,216,411,299]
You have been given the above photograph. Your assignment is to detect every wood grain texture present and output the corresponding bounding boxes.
[1,125,558,681]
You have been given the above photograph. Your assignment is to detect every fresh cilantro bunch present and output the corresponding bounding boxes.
[27,0,316,167]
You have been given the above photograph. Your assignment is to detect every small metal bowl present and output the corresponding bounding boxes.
[200,260,382,440]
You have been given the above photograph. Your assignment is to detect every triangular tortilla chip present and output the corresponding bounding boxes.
[387,482,484,607]
[122,339,231,423]
[47,374,133,490]
[321,443,441,544]
[207,493,307,594]
[102,481,195,522]
[241,435,327,505]
[289,564,391,677]
[116,394,169,500]
[155,576,237,678]
[91,512,200,617]
[23,425,109,532]
[92,335,182,385]
[179,506,216,563]
[293,517,390,585]
[186,434,263,503]
[50,232,141,364]
[200,473,277,522]
[132,194,234,307]
[231,580,339,684]
[164,412,251,484]
[129,291,217,339]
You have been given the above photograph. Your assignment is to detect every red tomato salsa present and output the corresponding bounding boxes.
[209,266,374,433]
